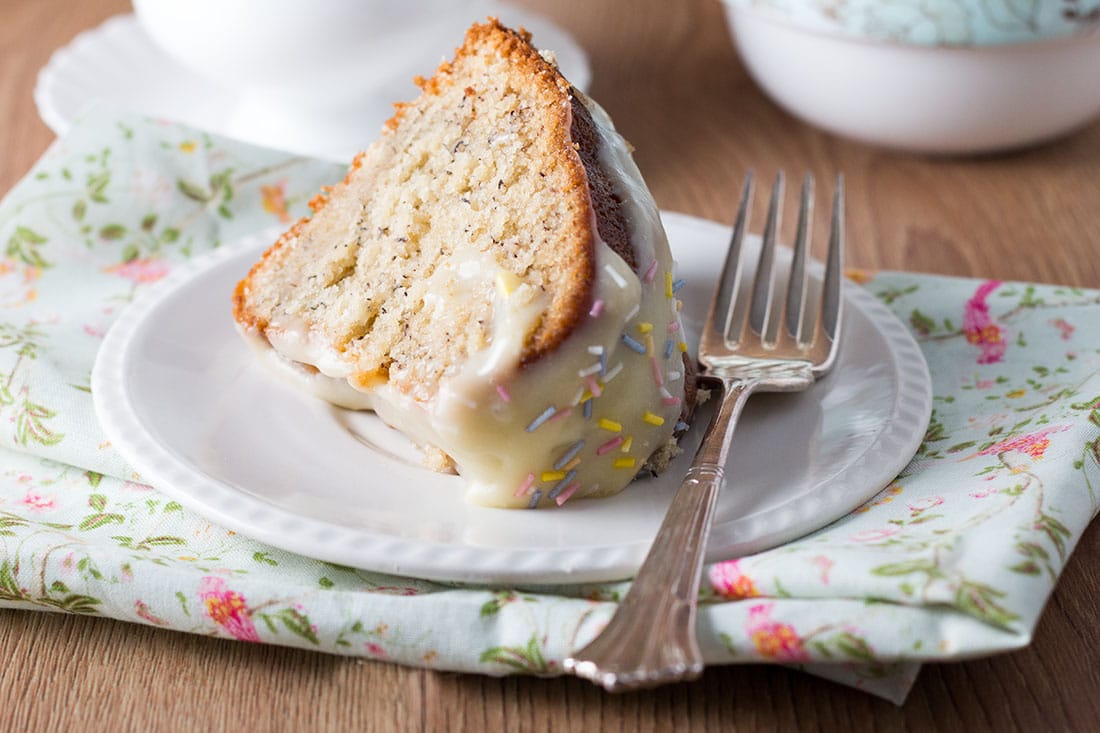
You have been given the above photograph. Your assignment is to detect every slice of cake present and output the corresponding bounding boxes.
[233,19,692,508]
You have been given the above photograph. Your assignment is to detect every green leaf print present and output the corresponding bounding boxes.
[261,608,319,645]
[5,226,50,268]
[13,393,64,447]
[871,559,938,577]
[78,513,125,531]
[479,634,550,674]
[954,580,1020,628]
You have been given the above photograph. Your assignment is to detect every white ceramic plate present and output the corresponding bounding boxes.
[34,6,592,162]
[92,212,932,584]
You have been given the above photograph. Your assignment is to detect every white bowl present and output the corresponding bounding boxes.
[722,4,1100,154]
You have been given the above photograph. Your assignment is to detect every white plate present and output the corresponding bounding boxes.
[92,212,932,584]
[34,6,592,162]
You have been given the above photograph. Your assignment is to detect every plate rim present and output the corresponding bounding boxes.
[92,211,932,584]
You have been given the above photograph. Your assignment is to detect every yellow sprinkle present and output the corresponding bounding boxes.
[495,271,521,298]
[665,272,674,298]
[637,322,654,334]
[614,457,636,469]
[678,341,688,352]
[541,471,566,482]
[644,334,655,355]
[642,411,665,426]
[599,418,622,432]
[580,390,593,402]
[563,456,582,471]
[621,436,633,452]
[676,299,683,311]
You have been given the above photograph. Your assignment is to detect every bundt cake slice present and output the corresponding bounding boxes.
[233,19,692,508]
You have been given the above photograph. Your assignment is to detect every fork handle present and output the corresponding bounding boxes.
[563,377,754,691]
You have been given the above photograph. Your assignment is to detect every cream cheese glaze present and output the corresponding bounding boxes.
[239,92,689,508]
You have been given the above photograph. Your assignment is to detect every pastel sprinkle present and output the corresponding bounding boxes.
[562,456,582,472]
[585,374,603,398]
[598,418,622,432]
[613,457,636,469]
[597,436,624,455]
[668,321,681,333]
[643,411,665,426]
[553,440,585,470]
[664,338,675,358]
[668,370,682,381]
[621,436,633,453]
[527,490,543,509]
[495,384,511,403]
[642,259,659,284]
[587,345,605,356]
[605,264,627,289]
[662,395,682,407]
[554,482,581,506]
[672,278,686,293]
[571,386,587,406]
[622,333,646,354]
[604,362,624,383]
[675,421,690,431]
[579,362,602,378]
[589,299,605,318]
[514,472,536,497]
[678,341,689,353]
[665,272,674,298]
[644,333,655,355]
[525,406,557,432]
[548,407,573,423]
[626,304,640,322]
[542,470,566,482]
[637,322,654,334]
[583,399,593,419]
[650,356,664,387]
[549,470,578,499]
[600,351,608,376]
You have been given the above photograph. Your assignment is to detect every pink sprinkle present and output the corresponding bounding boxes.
[662,396,682,407]
[668,321,681,333]
[514,473,536,497]
[549,407,573,423]
[589,299,605,318]
[642,259,659,284]
[650,356,664,387]
[495,384,511,403]
[555,482,581,506]
[585,375,602,398]
[597,436,624,455]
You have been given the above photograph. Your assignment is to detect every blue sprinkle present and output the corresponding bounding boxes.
[600,350,608,376]
[549,470,578,500]
[525,405,557,432]
[672,278,686,293]
[554,441,585,470]
[527,490,543,509]
[664,338,675,358]
[583,398,593,419]
[621,332,646,354]
[675,421,689,432]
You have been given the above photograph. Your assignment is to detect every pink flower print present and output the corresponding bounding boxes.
[746,603,809,662]
[962,280,1006,364]
[977,425,1070,461]
[849,527,901,543]
[1049,318,1074,340]
[811,555,834,585]
[84,324,106,338]
[907,495,943,516]
[708,560,761,599]
[105,258,170,284]
[135,600,170,626]
[20,491,54,512]
[365,642,387,658]
[60,552,76,575]
[198,576,260,642]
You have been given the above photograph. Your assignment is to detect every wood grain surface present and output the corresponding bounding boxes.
[2,0,1099,729]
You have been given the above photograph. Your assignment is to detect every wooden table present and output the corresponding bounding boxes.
[2,0,1098,728]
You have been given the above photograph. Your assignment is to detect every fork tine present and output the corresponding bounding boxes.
[820,175,845,350]
[784,173,814,345]
[705,171,754,346]
[749,172,784,342]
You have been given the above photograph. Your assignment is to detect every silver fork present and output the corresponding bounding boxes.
[563,171,845,691]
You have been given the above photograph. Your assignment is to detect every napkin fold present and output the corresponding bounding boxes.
[2,107,1098,704]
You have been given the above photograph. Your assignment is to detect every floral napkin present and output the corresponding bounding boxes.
[2,106,1098,704]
